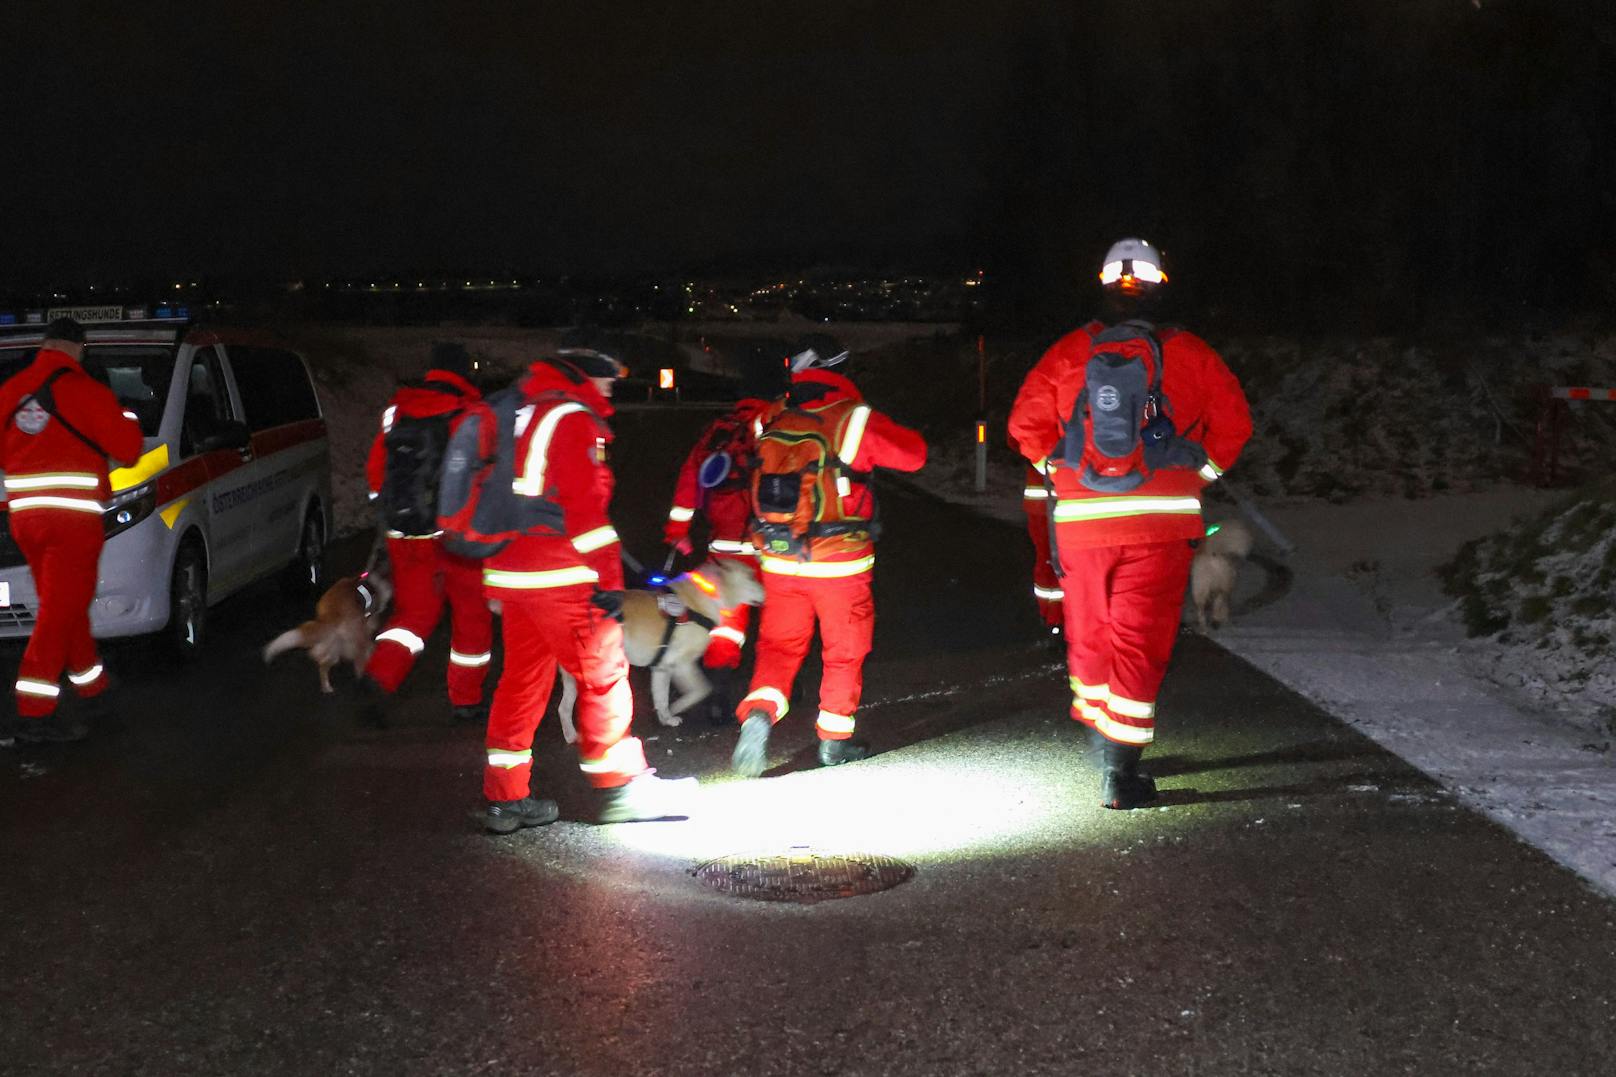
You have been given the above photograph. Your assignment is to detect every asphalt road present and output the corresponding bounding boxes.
[3,408,1614,1076]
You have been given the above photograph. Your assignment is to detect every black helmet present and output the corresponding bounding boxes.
[557,326,628,378]
[429,341,471,379]
[44,316,86,345]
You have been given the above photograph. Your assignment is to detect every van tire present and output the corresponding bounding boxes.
[166,543,208,662]
[283,508,326,598]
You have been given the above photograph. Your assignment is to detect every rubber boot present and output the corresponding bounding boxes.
[484,797,560,834]
[705,666,736,727]
[732,711,772,777]
[356,677,390,729]
[817,738,869,767]
[1100,740,1157,810]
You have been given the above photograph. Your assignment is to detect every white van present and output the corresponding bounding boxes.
[0,306,332,657]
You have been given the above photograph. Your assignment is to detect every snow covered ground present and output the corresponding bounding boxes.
[907,453,1616,901]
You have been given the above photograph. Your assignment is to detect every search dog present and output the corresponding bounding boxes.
[558,559,764,743]
[262,569,394,694]
[1190,518,1253,632]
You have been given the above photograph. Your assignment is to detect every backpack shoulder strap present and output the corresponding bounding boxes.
[14,368,112,458]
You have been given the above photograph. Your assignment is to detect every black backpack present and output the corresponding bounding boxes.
[435,384,576,559]
[1060,320,1205,492]
[377,381,462,537]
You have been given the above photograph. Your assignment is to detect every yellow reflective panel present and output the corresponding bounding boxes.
[110,444,170,493]
[159,497,191,529]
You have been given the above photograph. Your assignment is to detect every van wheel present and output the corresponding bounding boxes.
[167,545,208,661]
[283,510,326,597]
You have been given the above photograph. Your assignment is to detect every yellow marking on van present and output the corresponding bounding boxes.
[110,445,170,493]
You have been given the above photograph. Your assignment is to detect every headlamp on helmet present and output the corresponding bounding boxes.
[1098,237,1167,294]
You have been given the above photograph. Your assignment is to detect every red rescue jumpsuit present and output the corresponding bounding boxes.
[362,370,493,707]
[481,362,647,801]
[663,397,775,668]
[734,369,927,741]
[0,348,142,717]
[1008,324,1251,747]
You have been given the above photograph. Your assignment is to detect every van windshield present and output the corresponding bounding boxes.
[0,343,175,438]
[80,346,176,436]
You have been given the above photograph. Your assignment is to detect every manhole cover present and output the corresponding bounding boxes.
[693,848,915,904]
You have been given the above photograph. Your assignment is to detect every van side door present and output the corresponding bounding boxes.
[218,345,329,574]
[180,345,258,594]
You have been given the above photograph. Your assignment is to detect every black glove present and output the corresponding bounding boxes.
[590,589,625,622]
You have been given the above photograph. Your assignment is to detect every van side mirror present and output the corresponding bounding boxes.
[200,420,251,453]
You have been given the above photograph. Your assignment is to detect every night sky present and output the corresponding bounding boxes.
[4,2,1612,328]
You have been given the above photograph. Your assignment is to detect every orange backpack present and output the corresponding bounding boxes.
[750,397,872,558]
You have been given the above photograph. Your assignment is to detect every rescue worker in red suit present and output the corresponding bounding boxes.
[731,345,928,776]
[1009,238,1252,808]
[360,343,493,725]
[0,318,142,743]
[481,341,698,832]
[662,349,789,719]
[1024,459,1064,639]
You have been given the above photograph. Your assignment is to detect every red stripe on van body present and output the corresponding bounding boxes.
[250,419,327,458]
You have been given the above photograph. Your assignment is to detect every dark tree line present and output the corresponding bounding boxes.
[981,0,1615,335]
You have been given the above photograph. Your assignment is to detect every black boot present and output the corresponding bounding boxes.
[356,677,389,728]
[1099,740,1157,810]
[732,712,772,777]
[817,738,869,767]
[451,702,488,725]
[705,666,736,727]
[10,714,89,744]
[484,797,559,834]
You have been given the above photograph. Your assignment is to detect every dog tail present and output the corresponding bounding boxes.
[262,623,316,664]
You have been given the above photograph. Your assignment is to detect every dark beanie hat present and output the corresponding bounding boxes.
[429,341,472,378]
[44,317,86,344]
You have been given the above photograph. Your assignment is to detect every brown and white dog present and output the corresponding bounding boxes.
[262,571,394,693]
[1190,518,1253,632]
[558,559,765,743]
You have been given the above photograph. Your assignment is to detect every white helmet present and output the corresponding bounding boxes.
[1098,237,1167,292]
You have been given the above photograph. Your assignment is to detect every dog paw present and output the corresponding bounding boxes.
[656,712,684,728]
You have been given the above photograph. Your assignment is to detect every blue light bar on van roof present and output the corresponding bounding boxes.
[0,313,16,326]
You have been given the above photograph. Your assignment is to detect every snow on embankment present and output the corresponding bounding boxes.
[1441,484,1616,735]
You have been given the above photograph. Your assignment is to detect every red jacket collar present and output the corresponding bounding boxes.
[421,369,479,398]
[520,360,615,418]
[788,368,861,406]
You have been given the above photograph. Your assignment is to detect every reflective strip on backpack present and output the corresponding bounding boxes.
[68,664,104,686]
[838,404,872,465]
[1034,584,1064,601]
[386,530,442,540]
[667,506,695,523]
[816,710,856,735]
[486,748,532,769]
[740,686,789,718]
[1198,457,1225,483]
[15,678,60,698]
[1052,496,1201,523]
[759,555,875,578]
[708,539,755,556]
[376,628,426,655]
[571,526,619,554]
[512,402,588,497]
[4,472,100,491]
[1022,486,1051,501]
[381,405,397,433]
[483,565,600,590]
[7,495,103,514]
[450,650,492,668]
